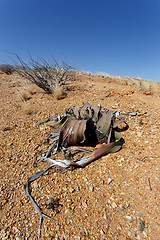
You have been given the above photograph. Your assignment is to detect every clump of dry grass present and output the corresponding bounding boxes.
[22,102,33,115]
[26,84,37,96]
[0,116,11,131]
[15,86,33,114]
[19,90,31,102]
[51,82,64,100]
[0,122,7,131]
[93,72,160,93]
[16,83,37,102]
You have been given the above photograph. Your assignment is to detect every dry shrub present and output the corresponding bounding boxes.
[16,83,37,102]
[140,80,151,91]
[26,84,37,95]
[22,102,33,115]
[11,54,76,98]
[151,81,160,93]
[19,90,31,102]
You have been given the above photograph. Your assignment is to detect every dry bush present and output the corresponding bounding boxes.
[16,87,31,102]
[15,80,37,103]
[11,54,77,98]
[150,81,160,93]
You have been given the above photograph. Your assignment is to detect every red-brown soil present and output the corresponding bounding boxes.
[0,73,160,239]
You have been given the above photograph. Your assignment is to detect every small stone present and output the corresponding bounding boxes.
[137,235,141,240]
[65,209,70,214]
[112,104,119,109]
[66,199,72,203]
[126,215,132,220]
[75,236,81,240]
[84,177,88,182]
[137,132,141,136]
[99,206,103,212]
[82,201,88,208]
[104,212,108,219]
[55,233,59,240]
[33,181,38,188]
[139,220,145,231]
[111,202,117,208]
[108,178,112,185]
[143,231,147,238]
[68,187,75,193]
[117,226,122,230]
[89,185,94,192]
[100,229,105,234]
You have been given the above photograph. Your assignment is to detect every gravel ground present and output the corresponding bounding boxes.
[0,73,160,239]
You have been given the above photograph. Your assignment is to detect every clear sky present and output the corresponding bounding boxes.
[0,0,160,81]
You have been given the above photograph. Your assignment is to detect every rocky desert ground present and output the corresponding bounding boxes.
[0,72,160,239]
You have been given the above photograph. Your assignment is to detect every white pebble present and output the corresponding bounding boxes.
[89,185,94,192]
[104,212,108,219]
[108,178,112,184]
[65,209,70,214]
[126,215,132,220]
[143,231,147,238]
[112,202,117,208]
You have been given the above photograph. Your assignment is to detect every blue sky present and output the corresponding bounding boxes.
[0,0,160,81]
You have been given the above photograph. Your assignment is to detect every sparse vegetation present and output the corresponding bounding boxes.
[26,84,37,96]
[22,102,33,115]
[0,67,160,239]
[52,82,64,100]
[94,72,160,93]
[0,116,11,131]
[0,64,15,74]
[18,90,31,102]
[11,54,77,98]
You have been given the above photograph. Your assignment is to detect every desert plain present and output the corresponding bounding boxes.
[0,72,160,239]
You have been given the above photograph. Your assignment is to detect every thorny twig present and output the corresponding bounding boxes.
[148,178,152,191]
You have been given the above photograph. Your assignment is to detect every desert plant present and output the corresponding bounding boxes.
[11,54,76,96]
[22,102,33,115]
[25,102,137,237]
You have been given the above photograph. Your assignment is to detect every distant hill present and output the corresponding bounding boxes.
[78,71,160,93]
